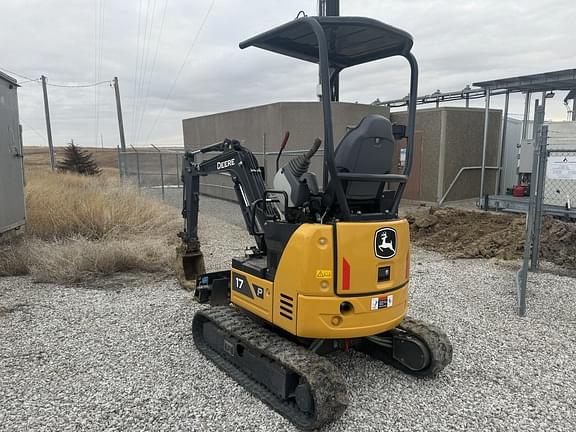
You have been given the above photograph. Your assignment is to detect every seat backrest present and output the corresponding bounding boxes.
[334,114,395,200]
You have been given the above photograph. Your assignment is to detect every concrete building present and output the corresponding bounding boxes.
[183,101,390,200]
[0,71,25,236]
[182,102,501,203]
[390,107,501,203]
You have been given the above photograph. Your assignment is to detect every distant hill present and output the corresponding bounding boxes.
[24,147,120,171]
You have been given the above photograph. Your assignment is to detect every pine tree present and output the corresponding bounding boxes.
[57,142,101,176]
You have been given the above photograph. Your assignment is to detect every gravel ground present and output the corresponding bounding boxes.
[1,199,575,431]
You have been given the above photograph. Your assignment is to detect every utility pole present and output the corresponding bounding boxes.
[318,0,340,101]
[41,75,55,170]
[113,77,127,151]
[318,0,339,17]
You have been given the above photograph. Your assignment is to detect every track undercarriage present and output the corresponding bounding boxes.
[192,306,452,430]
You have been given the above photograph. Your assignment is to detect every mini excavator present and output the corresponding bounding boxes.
[178,15,452,430]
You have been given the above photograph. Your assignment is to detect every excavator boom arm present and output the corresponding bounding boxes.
[180,139,276,255]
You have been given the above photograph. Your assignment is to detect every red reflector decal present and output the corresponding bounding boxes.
[342,258,350,290]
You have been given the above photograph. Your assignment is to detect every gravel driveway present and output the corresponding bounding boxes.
[1,200,575,431]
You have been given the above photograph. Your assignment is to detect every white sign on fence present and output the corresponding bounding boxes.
[547,155,576,180]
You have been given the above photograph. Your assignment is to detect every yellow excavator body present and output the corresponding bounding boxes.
[231,220,409,338]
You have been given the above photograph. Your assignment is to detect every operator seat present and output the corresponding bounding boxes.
[331,114,396,211]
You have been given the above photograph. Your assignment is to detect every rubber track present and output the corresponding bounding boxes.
[364,317,452,377]
[358,317,453,377]
[396,317,453,377]
[192,306,348,430]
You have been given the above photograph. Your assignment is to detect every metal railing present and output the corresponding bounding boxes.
[438,166,500,206]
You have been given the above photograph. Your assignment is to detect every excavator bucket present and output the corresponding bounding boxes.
[176,241,206,290]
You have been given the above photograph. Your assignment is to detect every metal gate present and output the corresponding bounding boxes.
[0,72,25,235]
[516,116,576,316]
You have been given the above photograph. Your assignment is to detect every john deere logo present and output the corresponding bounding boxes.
[374,228,397,259]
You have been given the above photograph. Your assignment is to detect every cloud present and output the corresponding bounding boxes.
[1,0,574,148]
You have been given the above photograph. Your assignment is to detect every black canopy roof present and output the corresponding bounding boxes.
[239,16,413,69]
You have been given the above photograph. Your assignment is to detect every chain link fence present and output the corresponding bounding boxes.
[517,120,576,317]
[117,147,328,203]
[544,150,576,209]
[118,149,184,203]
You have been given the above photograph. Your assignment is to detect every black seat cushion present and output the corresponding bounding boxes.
[334,114,395,200]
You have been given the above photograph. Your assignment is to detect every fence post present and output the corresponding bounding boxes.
[530,125,549,270]
[116,146,123,183]
[159,152,165,201]
[516,119,546,317]
[135,150,141,192]
[176,153,181,188]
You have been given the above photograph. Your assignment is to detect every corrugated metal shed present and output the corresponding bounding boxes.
[0,71,26,235]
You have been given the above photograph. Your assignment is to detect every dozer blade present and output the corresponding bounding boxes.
[176,243,206,290]
[356,317,453,377]
[192,306,348,430]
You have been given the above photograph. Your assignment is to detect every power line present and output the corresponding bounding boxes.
[130,0,145,146]
[17,78,41,85]
[94,0,98,147]
[20,120,48,143]
[46,80,111,88]
[94,0,106,148]
[133,0,158,146]
[134,0,168,146]
[132,0,154,145]
[144,0,216,145]
[1,67,109,87]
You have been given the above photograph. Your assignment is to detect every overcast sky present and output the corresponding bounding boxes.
[1,0,575,148]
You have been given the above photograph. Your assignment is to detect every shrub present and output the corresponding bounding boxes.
[56,143,101,176]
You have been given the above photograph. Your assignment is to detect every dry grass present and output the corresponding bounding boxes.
[0,241,28,276]
[1,171,181,283]
[25,237,176,283]
[26,171,177,239]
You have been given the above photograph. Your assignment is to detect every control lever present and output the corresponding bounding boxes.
[276,131,290,171]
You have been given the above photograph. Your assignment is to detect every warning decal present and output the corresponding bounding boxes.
[315,269,332,279]
[371,295,394,311]
[548,155,576,180]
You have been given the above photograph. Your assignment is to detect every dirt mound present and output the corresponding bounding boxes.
[407,207,576,269]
